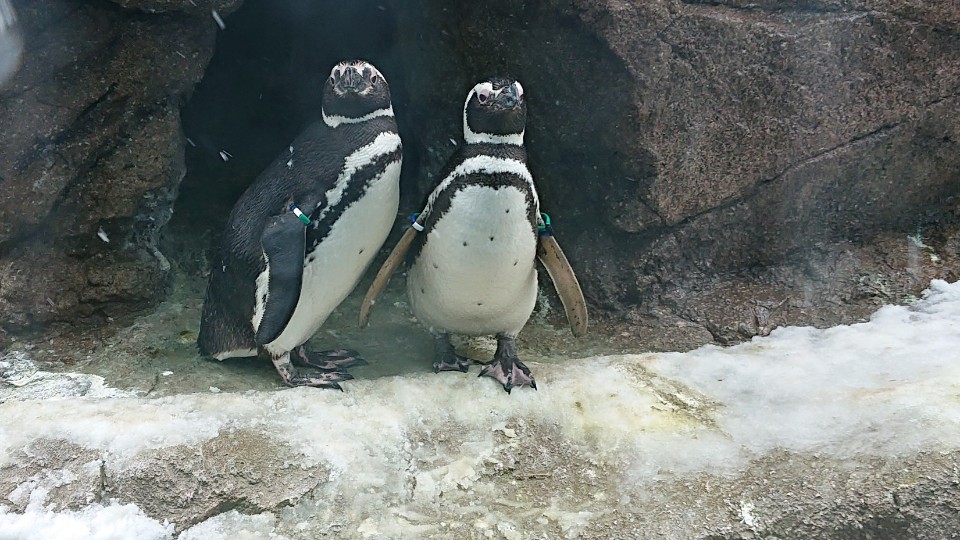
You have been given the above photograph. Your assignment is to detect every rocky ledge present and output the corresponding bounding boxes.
[1,280,957,539]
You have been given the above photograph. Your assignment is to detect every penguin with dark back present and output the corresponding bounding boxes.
[199,60,403,389]
[360,77,587,393]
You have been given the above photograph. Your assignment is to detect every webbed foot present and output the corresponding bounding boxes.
[272,353,354,390]
[478,334,536,393]
[295,345,368,371]
[432,332,473,373]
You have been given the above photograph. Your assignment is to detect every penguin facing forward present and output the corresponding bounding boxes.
[198,60,402,389]
[359,77,588,393]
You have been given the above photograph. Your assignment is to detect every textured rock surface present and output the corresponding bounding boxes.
[0,0,217,335]
[2,274,959,539]
[107,0,241,15]
[391,0,960,341]
[2,0,958,349]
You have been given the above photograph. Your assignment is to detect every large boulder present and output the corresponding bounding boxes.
[392,0,960,344]
[2,0,957,349]
[0,0,232,335]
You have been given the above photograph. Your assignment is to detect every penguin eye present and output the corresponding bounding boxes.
[477,88,491,104]
[371,73,380,85]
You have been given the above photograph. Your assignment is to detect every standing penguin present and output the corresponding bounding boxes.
[360,77,587,393]
[198,60,402,389]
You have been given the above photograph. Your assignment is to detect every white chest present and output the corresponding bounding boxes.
[264,161,401,354]
[408,185,538,336]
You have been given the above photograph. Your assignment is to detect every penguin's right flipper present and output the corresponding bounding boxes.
[255,213,306,345]
[537,234,589,338]
[358,225,419,327]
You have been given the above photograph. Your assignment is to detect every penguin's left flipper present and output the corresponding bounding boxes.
[537,235,588,337]
[254,213,306,345]
[359,225,419,327]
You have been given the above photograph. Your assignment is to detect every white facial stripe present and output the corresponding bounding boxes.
[464,126,525,145]
[314,131,402,222]
[422,155,539,217]
[514,81,524,97]
[252,258,270,332]
[322,105,394,128]
[462,83,524,146]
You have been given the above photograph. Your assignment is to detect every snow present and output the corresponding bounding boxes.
[0,280,958,538]
[177,511,290,540]
[645,278,960,461]
[0,489,172,540]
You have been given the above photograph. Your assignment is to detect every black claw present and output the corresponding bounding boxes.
[431,334,473,374]
[295,345,368,371]
[477,335,536,392]
[274,352,356,390]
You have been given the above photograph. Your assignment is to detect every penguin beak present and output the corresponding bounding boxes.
[493,85,521,109]
[335,66,367,94]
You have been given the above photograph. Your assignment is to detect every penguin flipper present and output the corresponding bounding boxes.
[254,213,306,345]
[536,235,588,337]
[359,225,418,327]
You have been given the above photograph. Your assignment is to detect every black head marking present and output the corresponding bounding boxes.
[464,77,526,144]
[322,60,393,124]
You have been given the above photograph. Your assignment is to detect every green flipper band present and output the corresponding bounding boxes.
[538,212,553,237]
[289,204,311,226]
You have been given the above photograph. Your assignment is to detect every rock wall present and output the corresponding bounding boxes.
[2,0,958,347]
[0,0,235,335]
[393,0,960,343]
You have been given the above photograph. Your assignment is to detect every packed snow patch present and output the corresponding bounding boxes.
[0,488,172,540]
[644,278,960,459]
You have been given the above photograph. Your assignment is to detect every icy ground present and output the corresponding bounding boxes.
[0,280,958,539]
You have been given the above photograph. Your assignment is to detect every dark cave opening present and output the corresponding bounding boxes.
[162,0,646,282]
[165,0,419,273]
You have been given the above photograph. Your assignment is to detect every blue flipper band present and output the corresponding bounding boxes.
[410,212,424,231]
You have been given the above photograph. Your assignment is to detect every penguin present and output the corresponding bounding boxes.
[198,60,402,389]
[359,77,588,393]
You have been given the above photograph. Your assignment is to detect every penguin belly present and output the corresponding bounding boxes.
[263,161,401,355]
[408,185,538,336]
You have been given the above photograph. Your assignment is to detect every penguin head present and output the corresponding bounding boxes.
[463,77,526,145]
[322,60,392,123]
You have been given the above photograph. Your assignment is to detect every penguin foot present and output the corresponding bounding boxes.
[478,334,536,393]
[431,332,472,373]
[295,345,368,371]
[478,358,536,393]
[433,353,473,373]
[282,369,354,390]
[273,353,354,390]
